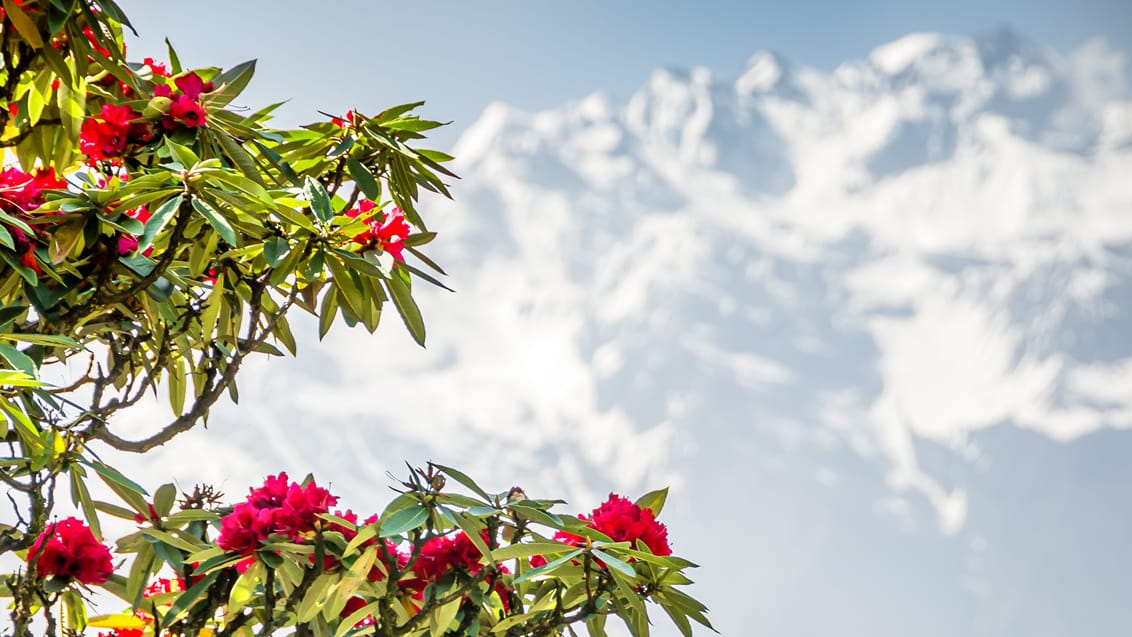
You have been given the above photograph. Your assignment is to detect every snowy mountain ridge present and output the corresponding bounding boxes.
[435,28,1132,534]
[101,28,1132,636]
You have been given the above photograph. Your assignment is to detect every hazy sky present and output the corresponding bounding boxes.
[122,0,1132,147]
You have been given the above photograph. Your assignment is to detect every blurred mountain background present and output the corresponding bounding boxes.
[103,5,1132,635]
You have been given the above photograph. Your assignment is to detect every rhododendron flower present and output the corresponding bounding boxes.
[0,166,65,212]
[344,201,412,262]
[331,110,357,128]
[27,518,113,585]
[218,473,339,556]
[142,57,171,78]
[117,234,139,256]
[532,494,670,568]
[169,95,206,128]
[340,596,375,628]
[80,104,152,163]
[152,72,211,130]
[588,494,670,556]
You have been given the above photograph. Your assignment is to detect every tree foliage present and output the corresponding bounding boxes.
[0,3,713,636]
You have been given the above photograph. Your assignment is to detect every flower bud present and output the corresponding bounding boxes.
[143,96,173,118]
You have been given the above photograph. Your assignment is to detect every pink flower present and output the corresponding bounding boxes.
[27,518,113,585]
[79,104,152,163]
[344,201,412,262]
[588,494,670,556]
[142,57,171,78]
[217,473,339,556]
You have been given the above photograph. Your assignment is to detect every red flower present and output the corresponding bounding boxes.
[344,201,412,262]
[174,73,212,100]
[169,95,206,128]
[80,104,152,163]
[117,234,139,256]
[407,531,486,588]
[217,473,339,556]
[331,110,357,128]
[144,577,184,597]
[588,494,670,556]
[531,494,670,568]
[340,596,375,628]
[152,72,211,130]
[81,25,112,58]
[27,518,113,585]
[142,57,171,78]
[0,166,64,213]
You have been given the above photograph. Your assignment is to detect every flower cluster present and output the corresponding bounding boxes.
[27,518,113,585]
[79,104,153,163]
[217,473,338,556]
[406,531,511,611]
[153,72,211,131]
[1,166,67,273]
[79,69,210,165]
[588,493,671,555]
[533,493,671,567]
[344,200,411,262]
[413,531,485,583]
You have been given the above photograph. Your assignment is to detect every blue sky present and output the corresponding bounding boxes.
[107,4,1132,636]
[124,0,1131,147]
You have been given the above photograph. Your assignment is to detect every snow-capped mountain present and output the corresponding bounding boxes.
[106,28,1132,636]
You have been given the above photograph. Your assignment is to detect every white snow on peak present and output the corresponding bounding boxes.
[870,32,951,75]
[736,51,785,95]
[423,30,1132,534]
[116,30,1132,549]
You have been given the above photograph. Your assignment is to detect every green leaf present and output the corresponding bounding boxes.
[93,500,138,521]
[3,0,45,48]
[0,333,79,349]
[86,460,150,514]
[336,600,380,637]
[660,603,694,637]
[491,541,579,561]
[386,272,425,346]
[634,487,668,517]
[592,549,636,579]
[0,305,24,329]
[207,59,256,107]
[430,598,461,637]
[346,158,380,200]
[164,138,199,167]
[164,509,221,525]
[431,463,491,500]
[192,197,237,246]
[513,549,583,584]
[378,506,428,538]
[262,236,291,268]
[215,132,267,186]
[0,344,36,376]
[153,483,178,517]
[304,176,333,222]
[69,470,102,541]
[141,528,200,554]
[138,194,183,253]
[165,38,182,74]
[318,286,339,340]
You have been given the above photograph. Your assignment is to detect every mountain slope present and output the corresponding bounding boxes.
[105,28,1132,637]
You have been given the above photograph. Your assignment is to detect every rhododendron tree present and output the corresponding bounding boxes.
[0,3,712,637]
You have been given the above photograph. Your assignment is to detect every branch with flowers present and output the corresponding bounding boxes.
[0,2,712,636]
